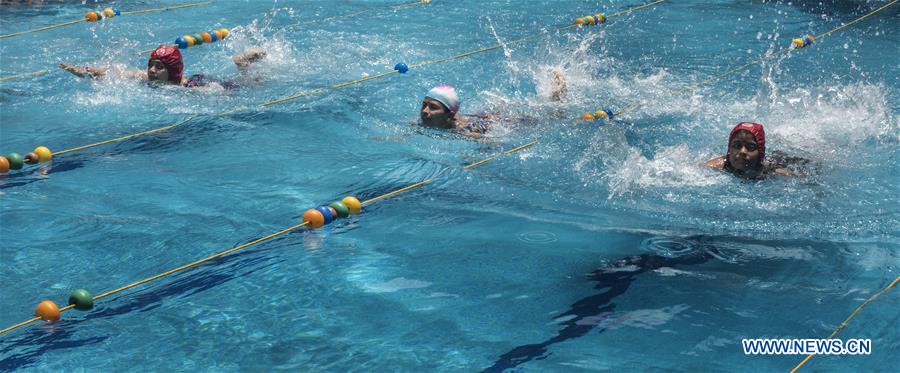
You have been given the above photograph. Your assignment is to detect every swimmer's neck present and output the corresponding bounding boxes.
[733,160,770,179]
[421,116,468,130]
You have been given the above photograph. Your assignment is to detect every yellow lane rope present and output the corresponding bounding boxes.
[670,0,898,97]
[54,115,200,156]
[261,0,666,107]
[297,0,429,26]
[133,0,430,55]
[789,276,899,372]
[5,1,663,162]
[0,140,535,335]
[118,1,212,16]
[580,0,897,119]
[0,20,84,40]
[0,69,48,82]
[0,1,213,40]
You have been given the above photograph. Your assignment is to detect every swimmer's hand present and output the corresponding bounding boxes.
[233,48,267,70]
[550,70,567,101]
[59,63,107,78]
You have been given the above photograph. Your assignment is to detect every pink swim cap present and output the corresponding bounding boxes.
[425,85,460,113]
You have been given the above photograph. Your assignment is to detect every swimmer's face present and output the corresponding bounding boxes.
[147,59,169,82]
[420,97,454,128]
[727,130,762,173]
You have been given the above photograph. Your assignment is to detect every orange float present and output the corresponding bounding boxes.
[35,300,61,321]
[302,209,325,228]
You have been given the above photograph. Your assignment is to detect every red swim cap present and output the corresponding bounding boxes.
[728,122,766,161]
[148,45,184,83]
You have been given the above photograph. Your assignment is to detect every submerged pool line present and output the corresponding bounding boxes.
[0,0,666,175]
[0,141,538,335]
[578,0,899,123]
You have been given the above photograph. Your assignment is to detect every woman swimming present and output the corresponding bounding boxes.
[418,71,567,137]
[418,85,490,137]
[705,122,801,179]
[59,45,266,88]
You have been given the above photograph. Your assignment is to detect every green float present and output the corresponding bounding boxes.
[68,289,94,311]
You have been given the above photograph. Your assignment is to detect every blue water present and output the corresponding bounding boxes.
[1,0,898,371]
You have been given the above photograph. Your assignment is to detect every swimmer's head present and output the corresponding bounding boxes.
[420,85,460,128]
[148,45,184,84]
[726,122,766,174]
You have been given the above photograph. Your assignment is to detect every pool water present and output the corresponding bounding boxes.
[1,0,897,371]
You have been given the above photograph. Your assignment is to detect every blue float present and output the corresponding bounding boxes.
[315,206,334,224]
[394,63,409,73]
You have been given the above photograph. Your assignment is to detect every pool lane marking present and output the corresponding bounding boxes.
[0,140,536,335]
[0,69,48,82]
[671,0,898,98]
[360,140,539,206]
[260,0,666,107]
[296,0,431,26]
[790,276,900,372]
[118,1,214,16]
[0,1,213,40]
[132,0,434,56]
[578,0,898,120]
[7,1,665,163]
[53,115,200,156]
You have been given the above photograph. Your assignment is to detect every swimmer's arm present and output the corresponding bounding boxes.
[58,63,108,78]
[120,69,148,80]
[463,131,485,139]
[704,157,725,169]
[550,70,567,102]
[771,166,797,177]
[233,48,267,71]
[703,157,725,169]
[59,63,146,80]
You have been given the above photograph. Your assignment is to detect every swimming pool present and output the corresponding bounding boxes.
[1,0,897,371]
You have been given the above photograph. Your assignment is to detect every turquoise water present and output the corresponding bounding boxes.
[1,0,898,371]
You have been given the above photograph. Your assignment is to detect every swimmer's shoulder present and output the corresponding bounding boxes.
[704,156,726,169]
[766,151,814,177]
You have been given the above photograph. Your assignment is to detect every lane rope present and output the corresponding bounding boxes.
[672,0,898,97]
[0,140,536,335]
[577,0,898,121]
[0,1,213,39]
[1,1,666,173]
[133,0,431,55]
[0,69,48,82]
[789,276,900,372]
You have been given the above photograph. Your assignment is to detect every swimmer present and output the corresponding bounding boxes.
[59,45,266,88]
[704,122,800,179]
[418,70,567,137]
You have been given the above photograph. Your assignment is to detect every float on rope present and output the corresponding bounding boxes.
[85,7,121,22]
[574,13,607,26]
[21,196,360,326]
[792,34,815,49]
[581,108,615,121]
[302,196,362,228]
[394,63,409,73]
[32,288,93,323]
[175,28,230,49]
[0,146,52,174]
